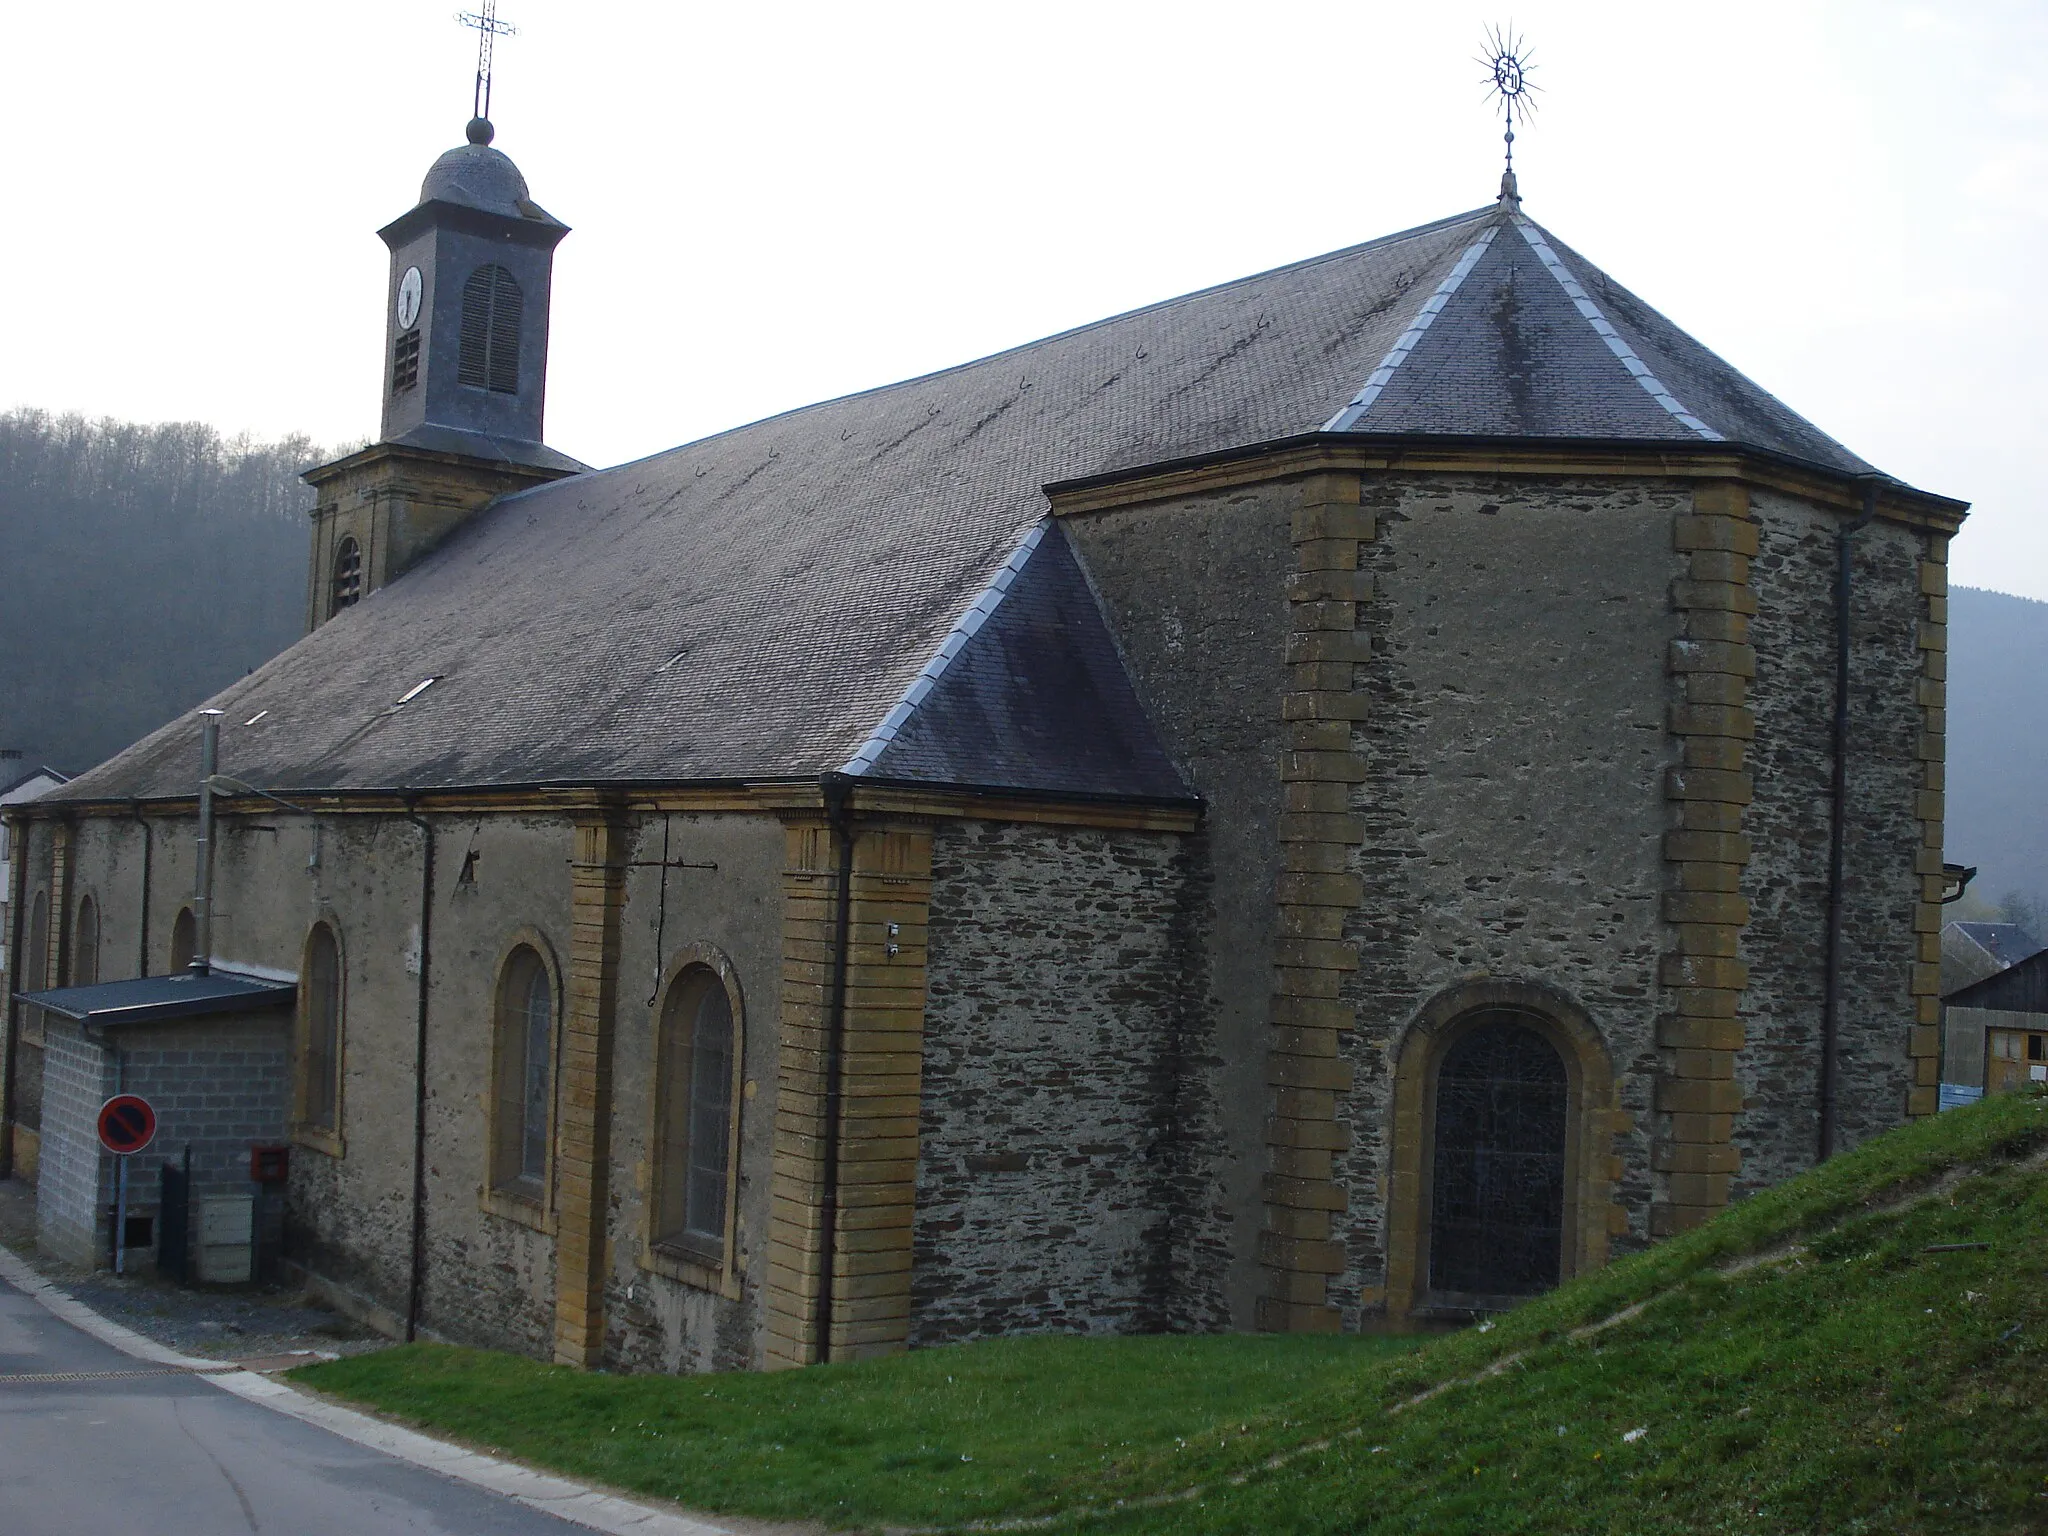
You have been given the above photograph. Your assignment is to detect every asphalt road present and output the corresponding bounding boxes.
[0,1271,602,1535]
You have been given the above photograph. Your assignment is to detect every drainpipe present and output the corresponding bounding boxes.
[402,800,435,1343]
[128,803,152,978]
[1818,476,1884,1161]
[190,711,223,976]
[813,773,856,1365]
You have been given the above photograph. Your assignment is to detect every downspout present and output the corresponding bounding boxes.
[128,803,152,978]
[1818,476,1883,1161]
[191,711,222,975]
[402,800,435,1342]
[813,773,856,1365]
[1,812,29,1179]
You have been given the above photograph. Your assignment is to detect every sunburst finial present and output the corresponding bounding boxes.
[1477,24,1540,206]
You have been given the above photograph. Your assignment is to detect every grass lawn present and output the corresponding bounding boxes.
[296,1091,2048,1534]
[294,1327,1423,1527]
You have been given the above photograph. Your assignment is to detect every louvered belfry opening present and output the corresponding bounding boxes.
[331,536,363,613]
[1428,1012,1568,1298]
[458,264,523,394]
[391,328,421,395]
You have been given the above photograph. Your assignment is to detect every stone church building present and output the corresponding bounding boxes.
[4,116,1966,1371]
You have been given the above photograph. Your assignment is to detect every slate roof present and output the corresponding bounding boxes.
[15,969,295,1027]
[53,197,1914,807]
[1943,922,2048,996]
[1947,948,2048,1016]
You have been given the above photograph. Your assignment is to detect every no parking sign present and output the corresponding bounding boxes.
[96,1094,157,1156]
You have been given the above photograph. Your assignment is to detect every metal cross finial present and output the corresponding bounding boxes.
[456,1,517,122]
[1478,24,1539,203]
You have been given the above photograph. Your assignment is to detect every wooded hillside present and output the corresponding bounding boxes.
[0,409,323,775]
[1947,584,2048,918]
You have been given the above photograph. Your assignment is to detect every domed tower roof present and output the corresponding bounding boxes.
[414,117,564,229]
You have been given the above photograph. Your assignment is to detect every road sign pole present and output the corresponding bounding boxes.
[114,1154,128,1276]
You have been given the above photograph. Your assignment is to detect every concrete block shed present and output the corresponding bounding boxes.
[15,970,293,1273]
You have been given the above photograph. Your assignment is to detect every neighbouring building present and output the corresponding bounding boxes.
[4,114,1967,1370]
[1941,927,2048,1101]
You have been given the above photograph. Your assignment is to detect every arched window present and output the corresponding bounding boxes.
[458,265,522,394]
[491,944,555,1196]
[1427,1014,1567,1298]
[169,906,197,972]
[72,895,99,987]
[653,965,740,1263]
[331,537,363,614]
[297,922,343,1137]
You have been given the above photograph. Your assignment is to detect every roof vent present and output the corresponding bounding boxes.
[396,677,441,706]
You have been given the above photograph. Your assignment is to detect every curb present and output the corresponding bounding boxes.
[0,1242,742,1536]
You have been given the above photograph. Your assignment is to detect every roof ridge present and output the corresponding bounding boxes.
[601,207,1500,478]
[839,520,1049,776]
[1322,219,1504,431]
[1511,215,1724,442]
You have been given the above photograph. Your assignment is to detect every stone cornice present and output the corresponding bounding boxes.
[1045,433,1969,534]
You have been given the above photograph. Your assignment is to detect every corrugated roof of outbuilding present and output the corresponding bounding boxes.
[52,199,1921,806]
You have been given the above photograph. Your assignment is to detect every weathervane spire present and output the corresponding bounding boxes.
[457,1,517,126]
[1479,24,1539,208]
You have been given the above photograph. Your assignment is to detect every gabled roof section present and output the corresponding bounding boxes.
[1944,921,2048,997]
[1947,947,2048,1015]
[49,197,1922,805]
[851,522,1191,800]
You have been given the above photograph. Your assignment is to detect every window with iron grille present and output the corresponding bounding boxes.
[1428,1014,1567,1298]
[458,265,523,394]
[391,328,421,395]
[331,536,362,614]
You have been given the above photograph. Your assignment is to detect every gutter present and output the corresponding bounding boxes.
[813,772,856,1365]
[1818,476,1883,1160]
[401,799,435,1342]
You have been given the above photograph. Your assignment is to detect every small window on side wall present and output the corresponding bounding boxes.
[169,906,196,972]
[73,895,99,986]
[491,944,554,1199]
[653,965,740,1266]
[297,921,344,1141]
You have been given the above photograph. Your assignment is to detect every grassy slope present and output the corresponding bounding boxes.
[296,1092,2048,1534]
[293,1329,1421,1527]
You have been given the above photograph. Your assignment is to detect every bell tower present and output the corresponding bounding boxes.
[302,107,582,632]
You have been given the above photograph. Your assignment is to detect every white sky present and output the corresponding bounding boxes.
[3,1,2043,598]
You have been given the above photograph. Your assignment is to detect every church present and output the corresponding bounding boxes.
[3,102,1966,1372]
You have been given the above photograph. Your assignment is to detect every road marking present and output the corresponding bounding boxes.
[0,1365,230,1384]
[0,1241,751,1536]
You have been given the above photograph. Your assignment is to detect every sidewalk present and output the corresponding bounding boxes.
[0,1174,381,1370]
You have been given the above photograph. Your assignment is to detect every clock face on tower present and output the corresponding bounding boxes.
[396,266,423,330]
